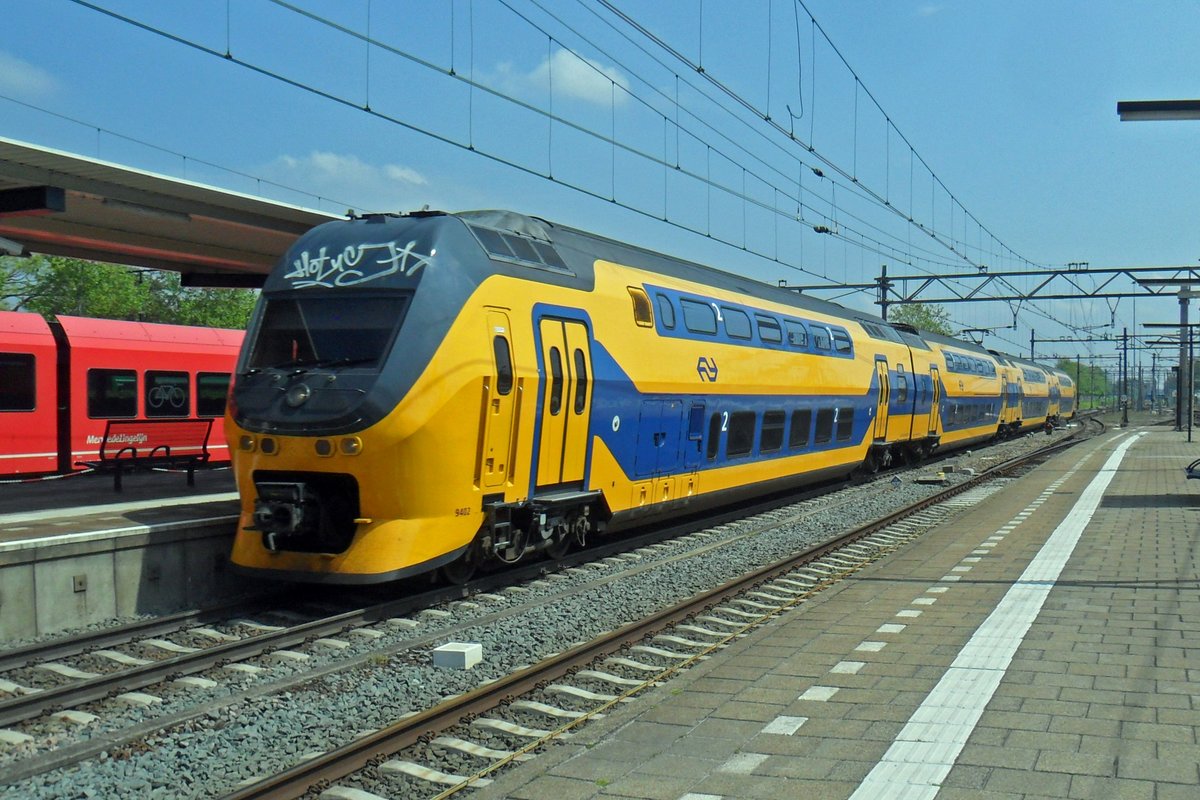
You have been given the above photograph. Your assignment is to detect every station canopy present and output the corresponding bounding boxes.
[0,137,340,287]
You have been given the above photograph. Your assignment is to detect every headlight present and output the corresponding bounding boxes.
[238,435,256,452]
[340,437,363,455]
[285,384,311,408]
[260,437,279,455]
[315,439,334,457]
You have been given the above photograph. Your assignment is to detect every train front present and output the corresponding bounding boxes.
[226,213,480,583]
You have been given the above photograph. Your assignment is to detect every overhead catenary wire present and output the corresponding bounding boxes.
[67,0,984,289]
[49,1,1133,344]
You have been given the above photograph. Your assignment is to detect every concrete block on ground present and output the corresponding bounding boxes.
[433,642,482,670]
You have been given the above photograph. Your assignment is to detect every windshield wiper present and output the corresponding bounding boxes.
[308,357,376,369]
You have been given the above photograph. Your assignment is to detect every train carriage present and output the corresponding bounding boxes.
[989,352,1023,435]
[0,311,242,476]
[230,211,944,583]
[921,334,1003,450]
[870,322,942,462]
[1010,357,1051,431]
[0,311,58,475]
[1052,369,1077,421]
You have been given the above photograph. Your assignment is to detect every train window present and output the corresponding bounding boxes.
[707,413,721,460]
[573,349,588,414]
[722,307,752,339]
[726,411,756,458]
[197,373,231,417]
[493,336,514,396]
[472,227,515,257]
[656,294,676,329]
[832,329,853,354]
[532,241,568,269]
[836,407,854,441]
[146,372,190,418]
[681,299,717,334]
[87,369,137,418]
[248,295,409,370]
[755,315,782,343]
[812,327,832,350]
[783,320,807,347]
[628,287,654,328]
[895,373,908,404]
[814,408,834,443]
[467,224,571,273]
[548,347,563,415]
[788,409,811,448]
[760,410,785,453]
[505,235,540,263]
[0,353,35,411]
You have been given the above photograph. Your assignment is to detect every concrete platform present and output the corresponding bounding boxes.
[479,424,1200,800]
[0,468,254,639]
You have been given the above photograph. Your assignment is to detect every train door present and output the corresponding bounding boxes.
[535,318,592,489]
[480,310,516,489]
[635,399,685,477]
[928,366,941,435]
[873,359,890,440]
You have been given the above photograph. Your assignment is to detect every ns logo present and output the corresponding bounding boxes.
[696,356,719,382]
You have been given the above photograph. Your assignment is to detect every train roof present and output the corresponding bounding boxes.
[917,329,997,357]
[530,211,873,323]
[0,309,52,336]
[271,210,1062,373]
[55,315,244,351]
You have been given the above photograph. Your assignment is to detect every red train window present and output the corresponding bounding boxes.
[0,353,35,411]
[146,371,190,418]
[88,369,137,418]
[197,373,231,417]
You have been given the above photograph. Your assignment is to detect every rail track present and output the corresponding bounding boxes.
[221,416,1104,800]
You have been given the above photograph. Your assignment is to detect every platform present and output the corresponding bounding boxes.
[0,468,254,639]
[479,424,1200,800]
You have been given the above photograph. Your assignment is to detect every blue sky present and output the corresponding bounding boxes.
[4,1,1200,377]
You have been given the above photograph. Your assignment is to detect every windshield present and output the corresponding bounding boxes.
[246,294,410,371]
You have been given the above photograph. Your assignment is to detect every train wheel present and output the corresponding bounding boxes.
[863,450,881,474]
[544,527,572,560]
[440,542,479,585]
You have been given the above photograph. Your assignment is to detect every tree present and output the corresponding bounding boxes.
[1056,358,1110,410]
[0,255,257,328]
[886,303,953,336]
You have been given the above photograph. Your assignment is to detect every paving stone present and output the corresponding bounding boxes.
[598,774,700,799]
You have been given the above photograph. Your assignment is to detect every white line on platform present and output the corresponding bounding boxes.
[849,431,1142,799]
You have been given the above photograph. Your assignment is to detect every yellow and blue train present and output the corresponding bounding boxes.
[226,210,1075,583]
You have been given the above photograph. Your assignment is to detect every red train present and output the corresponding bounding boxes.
[0,311,243,477]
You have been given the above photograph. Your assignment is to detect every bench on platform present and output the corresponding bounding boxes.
[77,418,214,491]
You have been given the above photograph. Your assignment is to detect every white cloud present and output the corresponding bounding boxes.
[490,48,629,107]
[262,151,434,213]
[0,51,58,98]
[916,4,944,16]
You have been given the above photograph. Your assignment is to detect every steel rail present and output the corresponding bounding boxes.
[222,417,1101,800]
[0,599,284,675]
